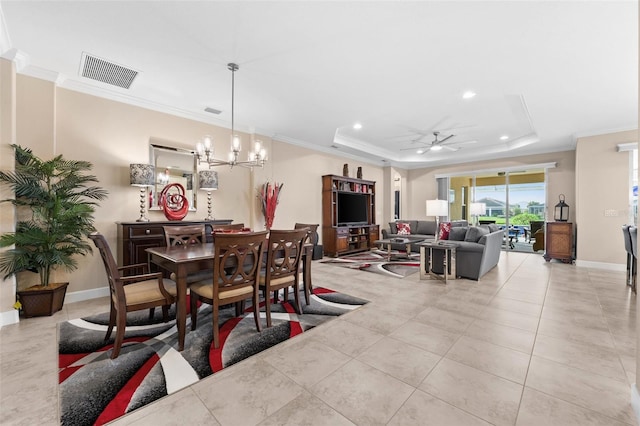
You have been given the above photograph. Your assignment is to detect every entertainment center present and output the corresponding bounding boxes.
[322,174,379,257]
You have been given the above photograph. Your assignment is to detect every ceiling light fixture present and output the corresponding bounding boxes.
[353,122,362,130]
[416,149,424,154]
[462,91,476,99]
[430,145,443,151]
[196,63,267,169]
[500,135,509,140]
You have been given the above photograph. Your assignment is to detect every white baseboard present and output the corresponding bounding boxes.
[64,286,110,304]
[575,260,626,271]
[0,309,19,327]
[0,286,109,328]
[631,384,640,424]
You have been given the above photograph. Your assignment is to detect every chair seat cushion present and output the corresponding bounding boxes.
[189,281,254,300]
[258,273,295,287]
[124,279,176,305]
[170,269,214,284]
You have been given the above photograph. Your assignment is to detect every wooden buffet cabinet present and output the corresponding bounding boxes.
[116,220,232,266]
[322,174,379,257]
[543,222,574,263]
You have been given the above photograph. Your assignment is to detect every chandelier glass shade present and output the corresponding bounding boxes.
[196,63,267,169]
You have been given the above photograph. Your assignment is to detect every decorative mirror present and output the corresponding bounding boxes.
[149,143,197,211]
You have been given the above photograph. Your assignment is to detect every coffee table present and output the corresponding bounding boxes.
[375,237,426,261]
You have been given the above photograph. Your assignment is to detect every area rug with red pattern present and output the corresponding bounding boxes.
[58,287,367,426]
[321,250,420,278]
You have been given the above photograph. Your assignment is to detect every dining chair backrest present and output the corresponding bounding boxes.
[163,225,206,246]
[89,232,125,305]
[213,223,246,232]
[630,226,637,258]
[623,225,633,254]
[265,229,308,282]
[294,223,319,245]
[212,230,268,291]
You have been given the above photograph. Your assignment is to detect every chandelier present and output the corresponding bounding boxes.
[196,63,267,168]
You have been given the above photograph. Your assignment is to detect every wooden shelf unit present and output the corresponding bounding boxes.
[322,174,379,257]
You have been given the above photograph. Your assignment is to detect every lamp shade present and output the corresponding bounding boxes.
[129,164,154,187]
[198,170,219,190]
[470,202,486,216]
[426,199,448,217]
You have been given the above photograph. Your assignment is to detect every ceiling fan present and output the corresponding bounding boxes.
[400,131,476,154]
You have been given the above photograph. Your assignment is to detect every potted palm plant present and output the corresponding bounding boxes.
[0,144,107,317]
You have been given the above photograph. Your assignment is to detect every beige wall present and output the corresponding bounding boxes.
[2,70,636,324]
[6,73,385,305]
[576,130,637,265]
[0,59,17,319]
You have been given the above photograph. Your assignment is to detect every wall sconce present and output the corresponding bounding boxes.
[554,194,569,222]
[130,164,155,222]
[426,199,449,241]
[198,170,218,220]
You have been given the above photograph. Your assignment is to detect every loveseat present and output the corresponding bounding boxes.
[430,224,503,280]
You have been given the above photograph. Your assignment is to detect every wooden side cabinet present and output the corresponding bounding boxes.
[116,220,232,266]
[543,222,574,263]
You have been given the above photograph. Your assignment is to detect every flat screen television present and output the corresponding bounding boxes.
[337,192,368,225]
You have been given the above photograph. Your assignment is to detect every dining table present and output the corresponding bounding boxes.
[146,242,313,351]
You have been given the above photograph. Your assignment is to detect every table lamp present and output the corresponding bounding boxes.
[426,199,448,241]
[470,202,486,226]
[198,170,219,220]
[129,163,154,222]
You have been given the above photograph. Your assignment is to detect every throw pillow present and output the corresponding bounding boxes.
[389,222,398,234]
[465,226,489,243]
[397,222,411,235]
[449,227,467,241]
[488,224,500,233]
[438,222,451,240]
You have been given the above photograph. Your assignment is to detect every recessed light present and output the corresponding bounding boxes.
[462,91,476,99]
[500,135,509,141]
[416,149,424,154]
[430,145,443,151]
[353,122,362,130]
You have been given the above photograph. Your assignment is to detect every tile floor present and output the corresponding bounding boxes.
[0,251,638,425]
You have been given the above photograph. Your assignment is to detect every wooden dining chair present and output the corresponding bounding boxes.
[189,230,268,348]
[163,225,206,246]
[259,228,308,327]
[163,225,214,284]
[89,232,177,359]
[212,223,246,232]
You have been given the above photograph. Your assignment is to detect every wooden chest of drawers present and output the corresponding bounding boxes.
[116,220,232,266]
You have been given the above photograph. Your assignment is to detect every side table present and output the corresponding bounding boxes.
[419,241,457,284]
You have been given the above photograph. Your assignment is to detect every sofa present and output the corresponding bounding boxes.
[429,224,504,280]
[382,219,469,240]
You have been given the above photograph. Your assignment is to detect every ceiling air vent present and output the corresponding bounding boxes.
[80,52,139,89]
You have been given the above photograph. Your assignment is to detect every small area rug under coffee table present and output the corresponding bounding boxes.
[321,250,420,278]
[58,287,367,426]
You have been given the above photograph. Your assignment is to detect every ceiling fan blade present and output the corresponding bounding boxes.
[441,145,459,151]
[438,134,455,144]
[442,139,477,146]
[400,145,428,151]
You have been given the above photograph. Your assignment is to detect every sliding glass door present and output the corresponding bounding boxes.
[447,168,546,249]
